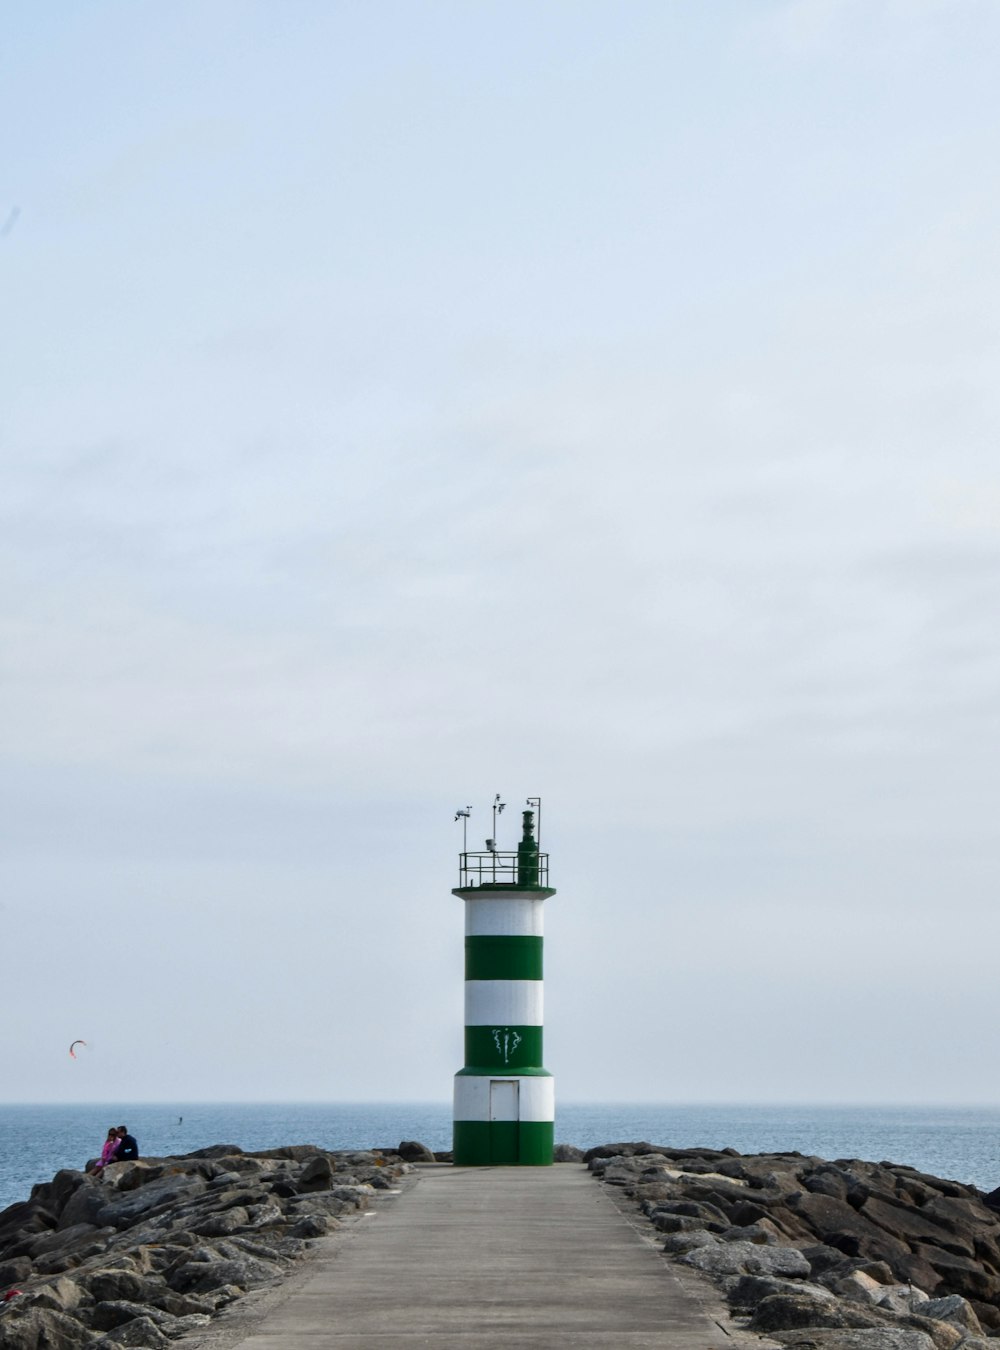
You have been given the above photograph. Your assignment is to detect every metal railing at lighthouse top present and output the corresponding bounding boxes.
[456,849,551,890]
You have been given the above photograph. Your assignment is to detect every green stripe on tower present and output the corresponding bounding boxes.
[464,1024,542,1072]
[465,935,543,981]
[452,1120,554,1166]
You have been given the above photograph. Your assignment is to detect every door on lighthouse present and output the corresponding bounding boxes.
[489,1080,519,1164]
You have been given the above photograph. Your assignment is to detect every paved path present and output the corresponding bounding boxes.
[214,1164,736,1349]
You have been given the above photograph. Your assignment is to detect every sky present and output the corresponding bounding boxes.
[3,0,1000,1107]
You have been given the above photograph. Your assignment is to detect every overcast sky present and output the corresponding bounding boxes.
[3,1,1000,1107]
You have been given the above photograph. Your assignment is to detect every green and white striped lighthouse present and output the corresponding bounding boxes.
[453,799,555,1166]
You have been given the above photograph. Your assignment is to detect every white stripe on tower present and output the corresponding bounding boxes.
[453,1076,554,1123]
[465,980,543,1026]
[465,897,545,937]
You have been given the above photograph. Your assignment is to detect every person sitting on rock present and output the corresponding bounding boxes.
[116,1125,139,1160]
[93,1127,121,1178]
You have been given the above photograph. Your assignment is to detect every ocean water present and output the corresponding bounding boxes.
[2,1101,1000,1215]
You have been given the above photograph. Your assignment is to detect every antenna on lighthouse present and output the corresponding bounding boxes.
[491,793,506,846]
[454,806,472,852]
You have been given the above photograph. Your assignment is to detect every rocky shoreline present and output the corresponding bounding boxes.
[3,1141,1000,1349]
[0,1140,434,1349]
[583,1142,1000,1349]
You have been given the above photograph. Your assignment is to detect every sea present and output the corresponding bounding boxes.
[2,1102,1000,1215]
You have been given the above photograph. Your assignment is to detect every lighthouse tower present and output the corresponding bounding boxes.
[452,801,555,1166]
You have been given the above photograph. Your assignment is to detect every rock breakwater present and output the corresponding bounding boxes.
[0,1143,412,1349]
[587,1143,1000,1349]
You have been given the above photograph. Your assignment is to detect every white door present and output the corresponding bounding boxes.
[490,1080,519,1122]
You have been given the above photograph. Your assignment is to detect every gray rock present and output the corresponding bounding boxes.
[289,1215,330,1239]
[189,1208,249,1237]
[748,1292,886,1333]
[721,1223,777,1244]
[222,1235,302,1262]
[297,1156,333,1190]
[682,1239,811,1278]
[728,1274,837,1311]
[553,1145,584,1162]
[168,1255,283,1294]
[768,1332,937,1349]
[18,1276,85,1313]
[160,1313,212,1337]
[82,1270,152,1304]
[661,1229,718,1254]
[206,1172,245,1189]
[97,1176,208,1231]
[331,1185,373,1206]
[89,1301,173,1332]
[876,1285,930,1315]
[244,1202,284,1229]
[56,1185,114,1232]
[650,1199,731,1229]
[200,1284,243,1308]
[0,1257,32,1286]
[96,1314,170,1347]
[284,1194,354,1219]
[650,1212,712,1234]
[838,1270,896,1304]
[0,1306,98,1349]
[920,1295,983,1334]
[28,1223,101,1257]
[396,1141,435,1163]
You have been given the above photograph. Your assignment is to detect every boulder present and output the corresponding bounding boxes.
[189,1208,250,1237]
[0,1306,98,1349]
[861,1198,976,1259]
[0,1259,32,1287]
[297,1156,333,1191]
[661,1229,717,1254]
[748,1291,888,1333]
[95,1314,170,1347]
[553,1145,583,1163]
[838,1270,896,1303]
[81,1270,155,1304]
[244,1202,284,1229]
[728,1274,838,1311]
[55,1187,114,1233]
[767,1332,936,1349]
[650,1212,714,1235]
[29,1223,103,1258]
[682,1239,811,1278]
[787,1192,912,1267]
[167,1255,283,1294]
[160,1313,212,1336]
[89,1301,171,1332]
[918,1293,983,1334]
[289,1215,330,1239]
[18,1276,85,1313]
[651,1199,730,1229]
[875,1286,930,1316]
[914,1246,1000,1302]
[395,1142,435,1163]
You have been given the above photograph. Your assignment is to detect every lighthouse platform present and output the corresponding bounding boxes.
[208,1164,744,1348]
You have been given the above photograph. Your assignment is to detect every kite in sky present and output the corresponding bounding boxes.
[68,1040,87,1059]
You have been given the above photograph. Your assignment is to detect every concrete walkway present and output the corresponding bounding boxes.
[214,1164,736,1349]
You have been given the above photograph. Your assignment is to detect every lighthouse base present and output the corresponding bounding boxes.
[453,1073,554,1166]
[453,1119,553,1166]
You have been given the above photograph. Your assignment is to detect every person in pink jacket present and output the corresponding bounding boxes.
[93,1127,121,1179]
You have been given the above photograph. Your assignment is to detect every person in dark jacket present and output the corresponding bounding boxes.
[116,1125,139,1160]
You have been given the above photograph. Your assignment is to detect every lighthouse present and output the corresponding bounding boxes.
[452,799,555,1165]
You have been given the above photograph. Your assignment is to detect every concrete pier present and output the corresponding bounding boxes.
[209,1164,740,1349]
